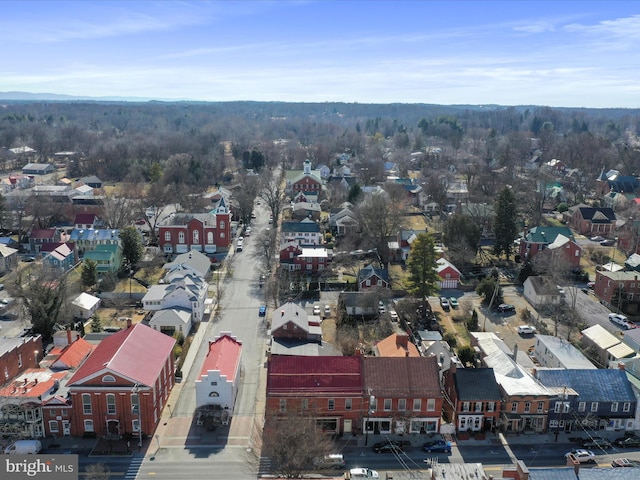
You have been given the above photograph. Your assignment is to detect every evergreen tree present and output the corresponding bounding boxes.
[120,226,144,267]
[493,187,518,260]
[405,233,440,299]
[90,314,102,333]
[81,258,98,288]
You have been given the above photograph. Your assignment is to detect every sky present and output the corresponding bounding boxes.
[1,0,640,108]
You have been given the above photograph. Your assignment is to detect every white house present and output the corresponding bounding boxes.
[195,333,243,424]
[523,275,562,308]
[71,292,101,320]
[142,274,208,322]
[148,308,192,337]
[163,249,210,279]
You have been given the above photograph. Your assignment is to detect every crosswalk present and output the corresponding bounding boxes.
[125,455,145,479]
[257,456,272,476]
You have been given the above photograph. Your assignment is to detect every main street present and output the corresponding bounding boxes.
[135,201,270,480]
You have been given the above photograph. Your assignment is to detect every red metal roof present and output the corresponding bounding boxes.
[0,369,67,401]
[52,338,94,370]
[30,228,56,239]
[67,323,175,387]
[267,355,363,396]
[199,334,242,382]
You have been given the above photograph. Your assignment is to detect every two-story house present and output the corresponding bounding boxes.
[357,263,389,291]
[281,219,322,245]
[66,322,175,439]
[142,274,209,323]
[536,369,636,432]
[519,226,581,267]
[271,302,322,343]
[328,205,359,237]
[594,270,640,313]
[443,366,502,434]
[279,242,328,273]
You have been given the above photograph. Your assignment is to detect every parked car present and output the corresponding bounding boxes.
[609,313,633,329]
[449,297,459,308]
[324,305,331,317]
[564,449,596,463]
[258,305,267,317]
[614,435,640,448]
[517,325,536,335]
[590,236,605,242]
[580,437,611,449]
[422,440,451,453]
[612,458,640,467]
[389,310,398,321]
[439,297,450,310]
[313,305,321,315]
[372,441,403,454]
[313,453,345,469]
[601,239,615,246]
[497,303,515,313]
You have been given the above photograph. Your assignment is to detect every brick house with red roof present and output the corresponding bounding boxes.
[195,333,242,427]
[66,322,175,439]
[266,355,364,435]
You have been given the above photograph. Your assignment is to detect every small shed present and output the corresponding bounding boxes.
[71,292,101,320]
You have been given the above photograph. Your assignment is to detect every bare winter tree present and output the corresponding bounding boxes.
[260,177,285,226]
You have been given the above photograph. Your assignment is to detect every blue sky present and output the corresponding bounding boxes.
[1,1,639,107]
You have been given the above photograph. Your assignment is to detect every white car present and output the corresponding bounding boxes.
[389,310,398,321]
[313,305,321,315]
[565,449,595,463]
[324,305,331,317]
[517,325,536,335]
[609,313,633,329]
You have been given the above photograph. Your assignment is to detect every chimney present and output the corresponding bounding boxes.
[396,333,408,348]
[127,318,132,328]
[67,328,72,346]
[281,310,285,317]
[618,361,626,370]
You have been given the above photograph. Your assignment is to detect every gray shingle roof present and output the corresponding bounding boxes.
[454,368,502,401]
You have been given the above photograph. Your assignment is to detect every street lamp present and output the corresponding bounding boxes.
[34,350,39,366]
[131,384,142,448]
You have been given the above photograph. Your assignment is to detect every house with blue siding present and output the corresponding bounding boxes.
[536,368,636,433]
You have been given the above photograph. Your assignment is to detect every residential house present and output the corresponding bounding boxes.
[357,263,389,291]
[374,333,420,358]
[292,202,321,221]
[148,308,192,337]
[436,258,462,289]
[66,322,175,439]
[329,205,359,236]
[271,302,322,343]
[616,218,640,255]
[533,335,596,370]
[74,184,94,197]
[286,160,324,197]
[163,249,211,279]
[0,368,67,439]
[158,203,232,256]
[83,243,123,274]
[68,228,122,256]
[482,347,553,432]
[394,229,423,262]
[519,226,581,267]
[42,242,76,272]
[568,204,617,237]
[44,334,93,372]
[279,242,329,273]
[363,356,443,435]
[71,292,101,320]
[339,292,379,317]
[457,203,495,237]
[622,328,640,353]
[617,359,640,429]
[0,243,18,274]
[580,324,636,368]
[523,276,563,308]
[266,355,364,435]
[29,228,58,254]
[74,213,100,230]
[22,162,55,175]
[281,218,322,245]
[443,367,502,433]
[0,335,43,393]
[142,274,208,323]
[593,269,640,313]
[78,175,103,189]
[536,369,636,432]
[195,333,242,427]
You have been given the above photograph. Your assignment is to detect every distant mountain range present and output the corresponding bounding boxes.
[0,91,187,102]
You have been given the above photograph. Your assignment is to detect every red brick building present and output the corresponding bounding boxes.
[594,270,640,312]
[158,207,231,256]
[66,322,175,439]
